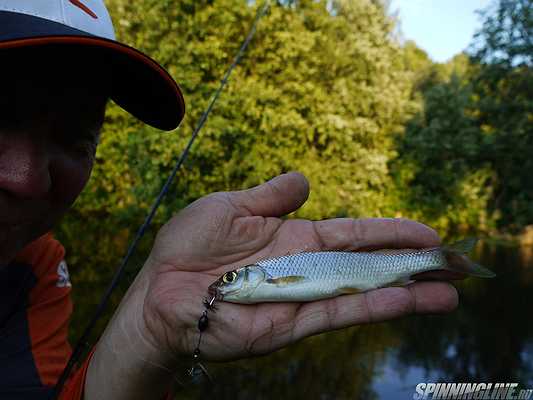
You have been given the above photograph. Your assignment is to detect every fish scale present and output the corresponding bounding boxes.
[258,251,442,280]
[248,250,444,302]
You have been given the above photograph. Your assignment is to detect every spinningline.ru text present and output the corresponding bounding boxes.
[413,383,533,400]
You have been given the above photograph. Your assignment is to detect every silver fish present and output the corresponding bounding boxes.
[208,238,495,304]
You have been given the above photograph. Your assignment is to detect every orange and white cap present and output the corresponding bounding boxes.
[0,0,185,130]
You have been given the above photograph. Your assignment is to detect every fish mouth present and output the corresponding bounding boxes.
[208,283,224,301]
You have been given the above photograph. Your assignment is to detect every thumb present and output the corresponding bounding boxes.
[228,172,310,217]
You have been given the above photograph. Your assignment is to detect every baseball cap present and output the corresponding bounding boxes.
[0,0,185,131]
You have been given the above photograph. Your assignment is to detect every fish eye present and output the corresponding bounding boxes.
[222,271,238,284]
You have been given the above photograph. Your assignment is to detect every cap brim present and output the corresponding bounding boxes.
[0,11,185,131]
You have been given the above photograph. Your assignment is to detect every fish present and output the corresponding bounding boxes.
[208,238,495,304]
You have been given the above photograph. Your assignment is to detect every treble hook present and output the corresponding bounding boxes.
[188,360,214,383]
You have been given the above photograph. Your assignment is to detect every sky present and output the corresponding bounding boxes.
[389,0,494,63]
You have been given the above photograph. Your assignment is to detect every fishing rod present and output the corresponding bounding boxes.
[50,1,271,398]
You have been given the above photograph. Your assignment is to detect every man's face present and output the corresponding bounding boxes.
[0,46,109,264]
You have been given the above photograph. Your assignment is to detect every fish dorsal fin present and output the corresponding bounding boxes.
[266,276,306,285]
[444,238,478,254]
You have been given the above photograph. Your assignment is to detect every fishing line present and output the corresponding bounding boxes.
[50,1,271,398]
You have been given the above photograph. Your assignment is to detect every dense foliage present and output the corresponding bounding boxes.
[55,0,532,341]
[394,0,532,234]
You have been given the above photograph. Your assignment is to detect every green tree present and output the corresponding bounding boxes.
[391,0,532,235]
[391,61,494,234]
[470,0,533,232]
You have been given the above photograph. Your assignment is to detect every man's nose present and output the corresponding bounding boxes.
[0,133,52,198]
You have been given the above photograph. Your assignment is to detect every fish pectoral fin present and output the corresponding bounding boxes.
[337,286,361,294]
[266,275,306,285]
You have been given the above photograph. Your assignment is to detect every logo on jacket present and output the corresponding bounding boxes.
[56,260,72,288]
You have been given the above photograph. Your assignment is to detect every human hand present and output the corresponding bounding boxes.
[141,172,458,363]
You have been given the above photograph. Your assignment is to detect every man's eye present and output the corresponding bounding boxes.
[61,133,98,155]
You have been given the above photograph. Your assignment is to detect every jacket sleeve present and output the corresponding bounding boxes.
[14,233,89,399]
[16,233,173,400]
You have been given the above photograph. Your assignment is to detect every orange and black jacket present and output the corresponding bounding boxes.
[0,233,89,399]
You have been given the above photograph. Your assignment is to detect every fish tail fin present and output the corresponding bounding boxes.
[441,238,496,278]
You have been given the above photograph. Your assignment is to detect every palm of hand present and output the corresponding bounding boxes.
[142,173,458,362]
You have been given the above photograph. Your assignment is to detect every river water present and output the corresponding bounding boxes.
[173,243,533,399]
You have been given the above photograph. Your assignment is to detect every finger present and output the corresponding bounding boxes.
[228,172,309,217]
[292,282,458,340]
[313,217,441,251]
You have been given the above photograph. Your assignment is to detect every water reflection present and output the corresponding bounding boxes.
[393,244,533,385]
[174,244,533,399]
